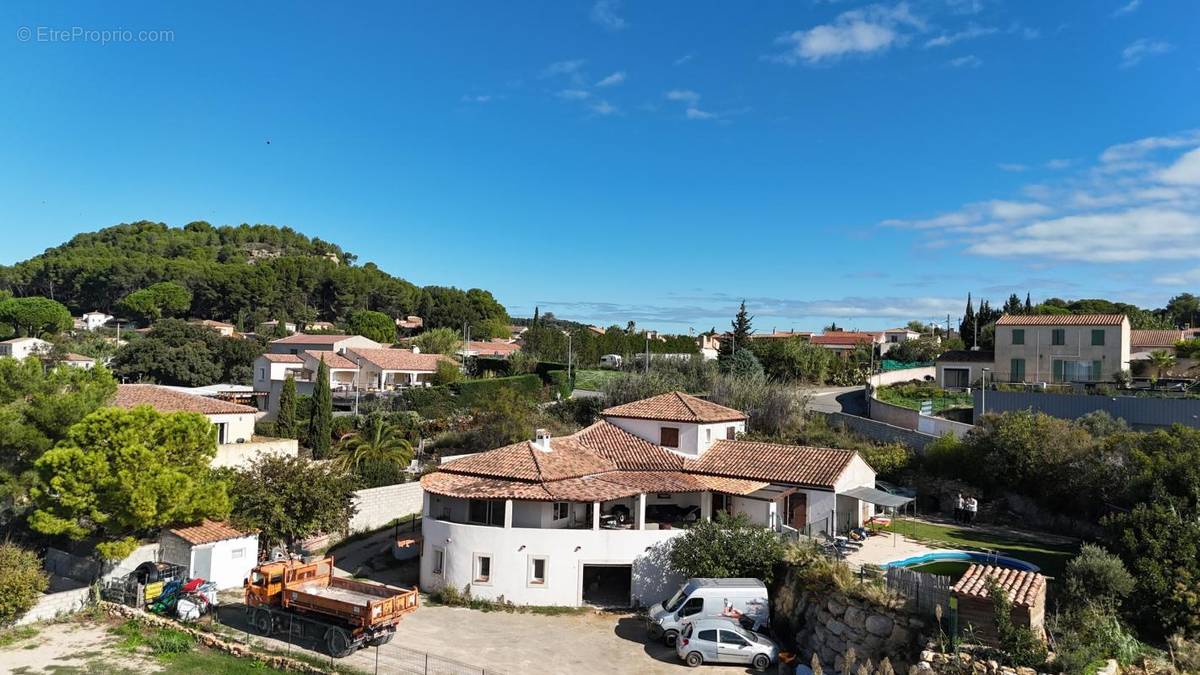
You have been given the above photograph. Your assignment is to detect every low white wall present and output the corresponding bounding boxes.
[917,414,973,439]
[213,437,299,469]
[16,587,91,626]
[868,367,936,388]
[349,482,424,532]
[420,518,685,607]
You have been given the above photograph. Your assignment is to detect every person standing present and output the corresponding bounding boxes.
[966,496,978,525]
[955,493,965,523]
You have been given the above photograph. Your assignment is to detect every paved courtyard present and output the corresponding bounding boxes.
[217,602,756,675]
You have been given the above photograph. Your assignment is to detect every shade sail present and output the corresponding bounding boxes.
[843,485,914,508]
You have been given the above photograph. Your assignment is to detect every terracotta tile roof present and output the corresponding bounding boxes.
[1131,329,1184,349]
[444,437,618,482]
[260,353,304,363]
[690,474,772,494]
[995,313,1126,326]
[113,384,258,415]
[421,469,767,502]
[168,520,254,545]
[270,333,355,345]
[63,353,95,362]
[952,565,1046,608]
[303,350,357,369]
[811,332,879,346]
[349,348,450,372]
[688,440,856,489]
[602,392,746,423]
[573,421,685,470]
[194,319,235,329]
[463,341,521,356]
[751,331,814,340]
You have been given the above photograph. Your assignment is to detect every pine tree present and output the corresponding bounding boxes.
[1004,293,1023,315]
[720,301,754,359]
[308,358,332,458]
[276,374,297,438]
[959,293,976,347]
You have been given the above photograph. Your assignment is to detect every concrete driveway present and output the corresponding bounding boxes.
[802,385,866,416]
[216,602,763,675]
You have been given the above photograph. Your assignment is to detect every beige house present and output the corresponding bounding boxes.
[346,347,451,389]
[992,314,1130,384]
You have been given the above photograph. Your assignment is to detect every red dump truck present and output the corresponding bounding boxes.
[244,556,419,657]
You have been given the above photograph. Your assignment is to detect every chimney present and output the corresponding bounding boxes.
[533,429,552,452]
[411,345,421,354]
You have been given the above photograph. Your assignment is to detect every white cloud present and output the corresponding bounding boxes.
[685,108,717,120]
[589,0,626,31]
[673,53,695,66]
[882,131,1200,264]
[1160,147,1200,186]
[665,89,701,104]
[1153,267,1200,286]
[947,55,982,68]
[541,59,585,78]
[772,3,926,65]
[596,71,626,87]
[1112,0,1141,17]
[1121,38,1171,68]
[945,0,985,14]
[924,24,997,48]
[557,89,591,100]
[460,94,492,103]
[590,100,619,116]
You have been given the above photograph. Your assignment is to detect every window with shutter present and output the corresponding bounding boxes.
[1091,330,1105,346]
[1052,329,1065,346]
[660,427,679,448]
[1012,329,1024,345]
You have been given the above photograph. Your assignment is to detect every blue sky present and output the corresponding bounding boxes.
[1,1,1198,333]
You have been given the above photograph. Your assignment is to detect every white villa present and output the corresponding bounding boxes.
[0,337,52,360]
[419,391,877,607]
[81,310,114,331]
[253,334,452,416]
[112,384,297,468]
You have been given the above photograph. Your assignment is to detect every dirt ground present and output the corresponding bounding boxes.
[215,602,760,675]
[0,620,160,674]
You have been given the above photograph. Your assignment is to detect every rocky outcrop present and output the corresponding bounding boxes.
[912,649,1061,675]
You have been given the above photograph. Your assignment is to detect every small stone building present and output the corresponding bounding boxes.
[161,520,259,590]
[951,564,1046,645]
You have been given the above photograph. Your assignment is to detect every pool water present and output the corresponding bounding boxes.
[885,551,1040,579]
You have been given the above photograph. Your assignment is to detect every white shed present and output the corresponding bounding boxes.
[161,520,259,590]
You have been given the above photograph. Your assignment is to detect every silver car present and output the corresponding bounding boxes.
[676,618,778,671]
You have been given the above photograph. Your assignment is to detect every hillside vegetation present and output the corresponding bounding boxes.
[0,221,508,333]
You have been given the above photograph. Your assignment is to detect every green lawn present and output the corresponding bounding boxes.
[883,519,1079,578]
[874,384,973,413]
[573,369,622,391]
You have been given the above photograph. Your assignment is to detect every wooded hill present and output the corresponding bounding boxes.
[0,221,508,332]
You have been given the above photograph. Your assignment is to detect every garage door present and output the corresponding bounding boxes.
[581,564,632,608]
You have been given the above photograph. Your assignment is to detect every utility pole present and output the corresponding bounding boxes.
[567,332,573,383]
[645,335,650,373]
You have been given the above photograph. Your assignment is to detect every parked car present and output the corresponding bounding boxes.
[647,578,769,647]
[676,618,778,670]
[646,503,701,524]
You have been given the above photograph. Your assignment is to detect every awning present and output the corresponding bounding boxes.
[842,486,914,508]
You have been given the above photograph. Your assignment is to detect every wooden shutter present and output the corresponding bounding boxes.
[660,427,680,448]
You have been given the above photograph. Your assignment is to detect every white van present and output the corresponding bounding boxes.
[646,578,769,647]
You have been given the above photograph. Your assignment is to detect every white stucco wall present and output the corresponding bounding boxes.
[606,417,745,456]
[420,517,685,607]
[213,437,299,469]
[207,412,255,444]
[162,533,258,590]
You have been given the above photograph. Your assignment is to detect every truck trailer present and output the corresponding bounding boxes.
[244,556,419,657]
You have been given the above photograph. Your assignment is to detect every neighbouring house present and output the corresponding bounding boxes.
[810,331,882,359]
[191,319,237,337]
[936,350,995,390]
[951,565,1047,646]
[508,325,529,339]
[750,329,814,341]
[348,346,452,390]
[61,353,96,369]
[258,319,297,334]
[696,334,720,361]
[880,327,922,355]
[112,384,297,468]
[459,340,522,359]
[1130,329,1185,357]
[266,333,381,356]
[587,325,606,336]
[419,391,877,607]
[160,520,259,590]
[163,383,262,409]
[305,320,337,332]
[992,314,1130,384]
[396,315,424,331]
[0,337,52,360]
[81,310,114,331]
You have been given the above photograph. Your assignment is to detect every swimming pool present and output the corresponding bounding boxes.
[884,550,1040,573]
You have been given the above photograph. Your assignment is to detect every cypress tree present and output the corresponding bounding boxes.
[309,358,332,458]
[959,293,976,347]
[1025,293,1033,312]
[277,374,297,438]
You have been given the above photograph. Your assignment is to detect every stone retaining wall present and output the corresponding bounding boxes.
[913,648,1067,675]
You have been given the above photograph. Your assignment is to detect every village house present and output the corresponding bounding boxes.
[112,384,297,468]
[810,331,882,358]
[160,520,259,591]
[880,327,922,355]
[419,392,876,607]
[396,315,424,331]
[191,319,237,337]
[0,337,52,360]
[346,346,450,390]
[991,314,1130,384]
[81,310,114,331]
[458,340,522,359]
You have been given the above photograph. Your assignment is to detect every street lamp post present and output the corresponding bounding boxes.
[980,367,990,417]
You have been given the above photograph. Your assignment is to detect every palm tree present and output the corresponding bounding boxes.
[331,416,414,473]
[1147,349,1177,384]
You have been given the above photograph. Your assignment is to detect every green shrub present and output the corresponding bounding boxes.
[669,513,785,583]
[451,374,542,407]
[988,579,1048,668]
[547,370,571,399]
[1063,543,1134,610]
[148,627,195,655]
[1052,605,1145,672]
[0,543,49,625]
